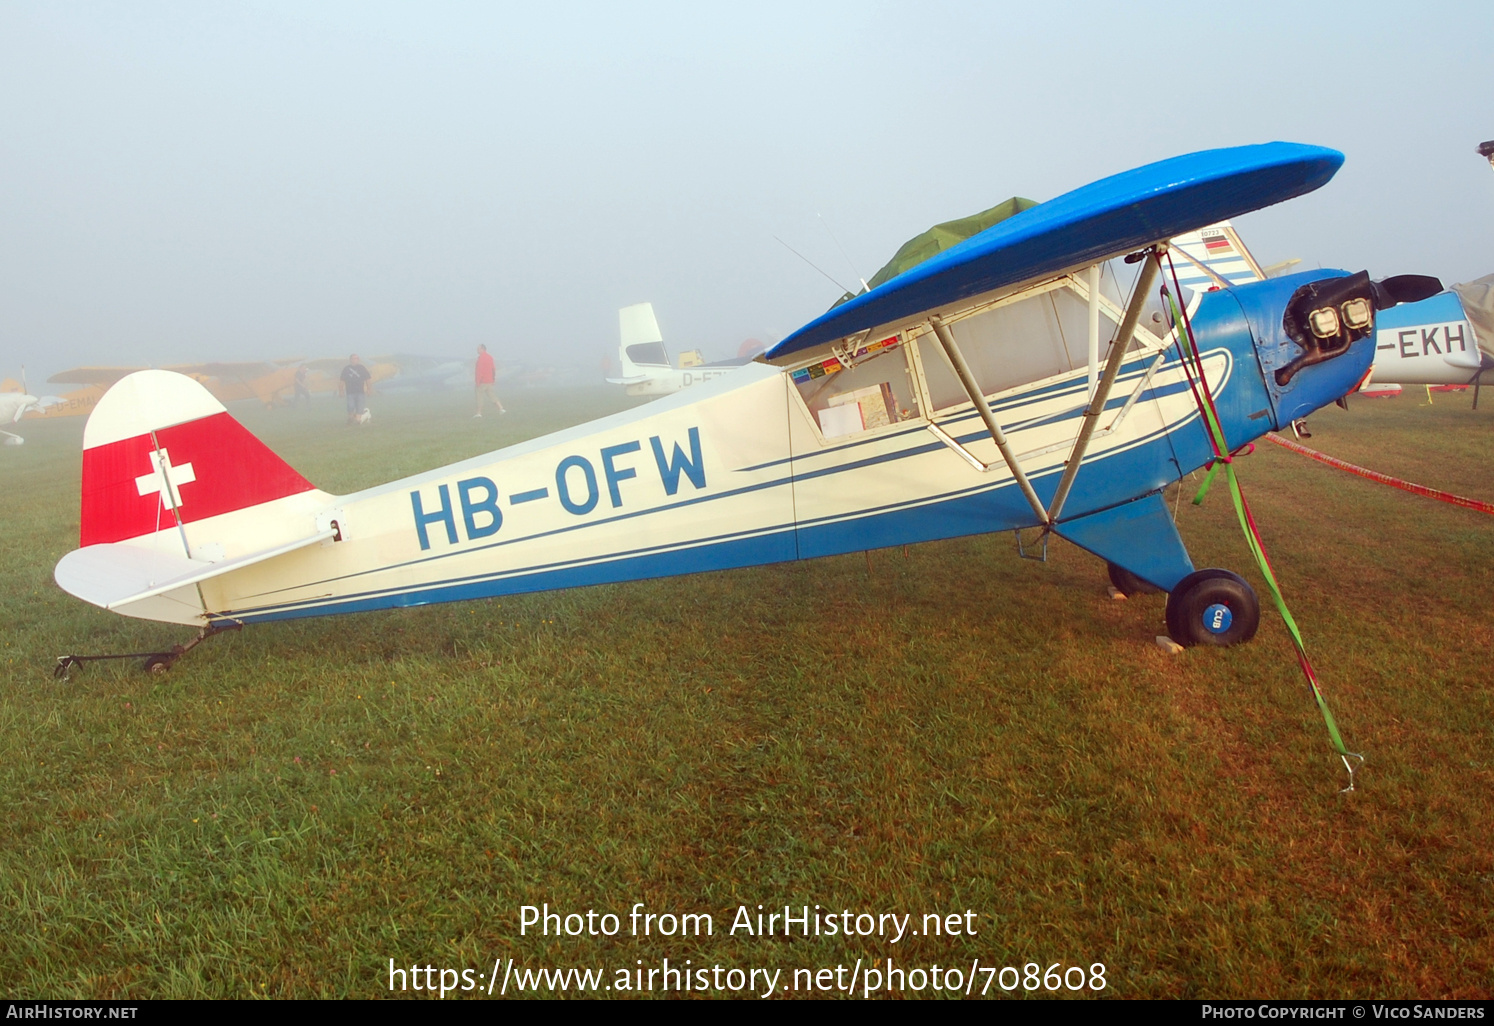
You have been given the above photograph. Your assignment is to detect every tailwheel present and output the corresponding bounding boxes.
[142,655,175,675]
[1107,561,1161,597]
[1165,569,1261,647]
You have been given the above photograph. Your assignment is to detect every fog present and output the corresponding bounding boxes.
[2,1,1491,384]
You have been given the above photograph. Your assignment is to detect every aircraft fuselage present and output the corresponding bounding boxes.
[96,270,1375,628]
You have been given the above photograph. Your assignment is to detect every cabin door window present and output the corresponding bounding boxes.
[790,338,923,441]
[916,284,1115,410]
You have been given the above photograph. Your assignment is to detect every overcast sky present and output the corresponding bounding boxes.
[2,1,1491,381]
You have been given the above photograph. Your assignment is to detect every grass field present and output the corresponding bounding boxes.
[1,385,1491,999]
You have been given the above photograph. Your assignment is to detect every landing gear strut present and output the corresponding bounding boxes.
[54,622,241,680]
[1165,570,1260,647]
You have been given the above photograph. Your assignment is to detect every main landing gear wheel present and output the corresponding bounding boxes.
[1165,569,1261,647]
[1107,562,1161,597]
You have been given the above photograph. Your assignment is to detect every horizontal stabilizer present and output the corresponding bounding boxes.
[55,528,335,616]
[1444,349,1489,371]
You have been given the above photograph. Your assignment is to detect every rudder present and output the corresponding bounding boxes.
[80,370,317,546]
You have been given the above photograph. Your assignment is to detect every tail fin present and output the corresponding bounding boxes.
[615,302,671,380]
[1167,221,1265,293]
[80,370,317,546]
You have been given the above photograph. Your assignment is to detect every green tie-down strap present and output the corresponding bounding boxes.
[1192,462,1220,505]
[1162,273,1362,789]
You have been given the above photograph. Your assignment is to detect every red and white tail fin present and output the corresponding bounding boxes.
[80,370,316,546]
[1167,220,1266,294]
[59,371,335,624]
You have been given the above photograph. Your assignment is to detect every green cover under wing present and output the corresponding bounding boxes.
[832,196,1039,308]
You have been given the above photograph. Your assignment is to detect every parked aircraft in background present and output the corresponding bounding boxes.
[52,143,1434,667]
[1367,275,1494,403]
[36,358,402,413]
[46,363,297,409]
[0,376,43,445]
[607,302,760,397]
[375,354,471,393]
[291,358,400,400]
[17,382,106,421]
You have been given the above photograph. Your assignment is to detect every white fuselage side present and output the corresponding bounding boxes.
[105,342,1227,626]
[1370,292,1488,386]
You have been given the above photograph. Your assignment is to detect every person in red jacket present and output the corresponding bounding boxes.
[474,344,505,417]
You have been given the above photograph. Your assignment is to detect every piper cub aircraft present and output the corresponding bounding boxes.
[55,143,1430,669]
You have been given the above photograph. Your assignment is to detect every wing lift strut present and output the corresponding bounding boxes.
[926,246,1164,556]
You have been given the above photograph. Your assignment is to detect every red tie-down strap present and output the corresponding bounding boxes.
[1263,432,1494,516]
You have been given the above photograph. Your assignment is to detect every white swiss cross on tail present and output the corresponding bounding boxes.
[135,448,196,508]
[74,369,317,548]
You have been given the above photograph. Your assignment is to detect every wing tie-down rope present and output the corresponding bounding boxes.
[1162,253,1363,792]
[1262,433,1494,515]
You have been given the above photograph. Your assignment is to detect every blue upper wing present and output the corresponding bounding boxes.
[765,142,1343,362]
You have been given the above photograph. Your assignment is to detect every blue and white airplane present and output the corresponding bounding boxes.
[53,143,1420,666]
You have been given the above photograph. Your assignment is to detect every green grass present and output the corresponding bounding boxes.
[1,387,1491,999]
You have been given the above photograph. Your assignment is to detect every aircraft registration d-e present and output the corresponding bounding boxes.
[54,143,1434,673]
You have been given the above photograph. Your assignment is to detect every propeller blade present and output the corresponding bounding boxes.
[1375,274,1444,306]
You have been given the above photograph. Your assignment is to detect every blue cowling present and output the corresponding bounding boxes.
[1191,269,1377,432]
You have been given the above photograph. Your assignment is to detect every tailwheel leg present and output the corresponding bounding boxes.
[54,622,242,680]
[1164,570,1261,647]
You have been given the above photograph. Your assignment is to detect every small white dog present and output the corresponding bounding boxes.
[357,408,372,425]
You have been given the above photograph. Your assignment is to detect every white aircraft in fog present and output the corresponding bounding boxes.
[606,302,758,397]
[0,378,42,445]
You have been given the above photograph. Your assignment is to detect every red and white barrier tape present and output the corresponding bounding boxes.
[1265,433,1494,516]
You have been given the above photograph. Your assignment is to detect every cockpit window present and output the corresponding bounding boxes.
[625,342,669,367]
[791,337,922,440]
[917,284,1123,411]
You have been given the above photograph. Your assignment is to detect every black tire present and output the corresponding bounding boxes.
[1165,569,1260,647]
[143,656,173,675]
[1107,562,1161,596]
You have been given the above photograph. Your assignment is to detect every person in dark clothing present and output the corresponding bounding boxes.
[292,364,311,407]
[340,354,372,425]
